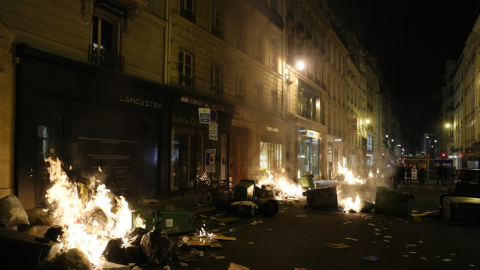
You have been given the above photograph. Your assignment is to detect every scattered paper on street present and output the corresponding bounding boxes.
[409,251,417,254]
[442,258,452,262]
[297,215,307,217]
[326,243,351,249]
[367,223,375,226]
[420,257,427,260]
[345,237,358,241]
[178,262,188,267]
[362,255,378,262]
[228,263,251,270]
[403,255,410,258]
[384,236,392,238]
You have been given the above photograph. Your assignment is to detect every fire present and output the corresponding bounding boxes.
[44,157,132,265]
[336,163,368,213]
[256,170,304,200]
[337,163,366,185]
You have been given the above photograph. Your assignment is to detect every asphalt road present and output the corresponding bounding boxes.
[146,180,480,270]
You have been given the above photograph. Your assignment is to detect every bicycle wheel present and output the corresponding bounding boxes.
[218,187,234,201]
[183,186,197,206]
[194,185,213,206]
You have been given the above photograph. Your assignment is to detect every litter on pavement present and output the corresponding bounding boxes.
[403,255,410,258]
[326,243,351,249]
[367,223,375,226]
[228,263,250,270]
[420,257,427,260]
[442,259,452,262]
[297,215,307,217]
[362,255,378,262]
[345,237,358,241]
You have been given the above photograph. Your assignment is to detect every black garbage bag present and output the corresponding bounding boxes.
[125,227,148,246]
[124,244,147,265]
[44,226,64,242]
[140,228,175,265]
[259,200,279,217]
[102,238,127,265]
[35,248,90,270]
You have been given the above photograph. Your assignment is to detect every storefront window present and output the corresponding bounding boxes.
[297,137,321,179]
[260,142,282,171]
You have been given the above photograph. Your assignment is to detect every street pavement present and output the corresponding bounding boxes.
[145,180,480,270]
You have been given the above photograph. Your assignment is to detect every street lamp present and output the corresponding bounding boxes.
[366,119,370,124]
[445,123,450,128]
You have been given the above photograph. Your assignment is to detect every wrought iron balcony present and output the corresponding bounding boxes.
[88,46,124,72]
[179,74,194,87]
[211,26,223,39]
[211,86,223,96]
[180,8,196,23]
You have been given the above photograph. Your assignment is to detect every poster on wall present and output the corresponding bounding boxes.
[205,149,216,172]
[349,118,357,134]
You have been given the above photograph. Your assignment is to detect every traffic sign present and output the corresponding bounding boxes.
[210,109,218,123]
[198,108,210,124]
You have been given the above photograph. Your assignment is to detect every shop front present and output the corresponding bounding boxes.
[259,120,285,174]
[170,94,234,193]
[296,127,322,180]
[15,45,172,210]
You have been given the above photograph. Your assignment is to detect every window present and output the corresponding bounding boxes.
[180,0,195,22]
[211,64,222,95]
[260,142,282,171]
[367,135,373,151]
[236,76,245,103]
[271,89,278,110]
[235,12,244,50]
[179,51,193,87]
[270,38,277,71]
[298,88,319,121]
[211,2,222,38]
[254,34,263,62]
[90,14,123,71]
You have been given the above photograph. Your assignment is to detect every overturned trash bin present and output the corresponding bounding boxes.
[234,180,255,200]
[374,187,414,216]
[303,186,338,209]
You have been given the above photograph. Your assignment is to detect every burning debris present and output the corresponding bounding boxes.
[256,169,304,200]
[43,157,132,265]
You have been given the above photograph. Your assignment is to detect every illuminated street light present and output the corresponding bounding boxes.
[445,124,450,128]
[296,61,304,70]
[386,135,389,138]
[366,119,370,124]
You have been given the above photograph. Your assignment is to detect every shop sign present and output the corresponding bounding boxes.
[98,0,126,18]
[205,149,216,172]
[306,129,320,139]
[335,139,342,141]
[466,147,474,155]
[267,126,279,132]
[327,150,333,154]
[181,96,235,114]
[198,108,210,123]
[349,118,357,134]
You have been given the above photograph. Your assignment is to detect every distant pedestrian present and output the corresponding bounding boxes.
[406,165,412,184]
[443,166,449,186]
[437,164,443,186]
[418,165,425,185]
[398,164,406,187]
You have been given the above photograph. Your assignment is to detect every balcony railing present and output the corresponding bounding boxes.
[212,85,223,96]
[179,74,194,87]
[180,8,196,23]
[211,26,223,39]
[88,46,124,72]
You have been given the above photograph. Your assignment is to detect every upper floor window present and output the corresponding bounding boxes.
[254,34,263,62]
[270,38,277,72]
[236,76,245,103]
[211,64,222,96]
[298,88,319,121]
[180,0,195,23]
[235,12,245,51]
[179,51,193,87]
[90,13,124,72]
[211,2,222,38]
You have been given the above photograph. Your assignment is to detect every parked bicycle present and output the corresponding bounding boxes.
[193,178,234,206]
[183,176,235,207]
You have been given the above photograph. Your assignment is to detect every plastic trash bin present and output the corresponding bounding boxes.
[234,179,256,200]
[374,187,414,216]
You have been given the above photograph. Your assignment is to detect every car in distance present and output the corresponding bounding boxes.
[448,168,480,195]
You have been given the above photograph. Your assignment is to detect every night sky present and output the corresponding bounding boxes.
[330,0,479,150]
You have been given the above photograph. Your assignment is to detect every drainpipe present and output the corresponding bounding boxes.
[163,0,171,84]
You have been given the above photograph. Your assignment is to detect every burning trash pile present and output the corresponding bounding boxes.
[255,169,305,201]
[0,158,178,269]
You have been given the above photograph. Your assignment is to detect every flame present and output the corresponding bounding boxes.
[198,226,213,239]
[135,214,146,229]
[338,193,362,213]
[257,170,304,200]
[44,157,132,265]
[337,163,366,185]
